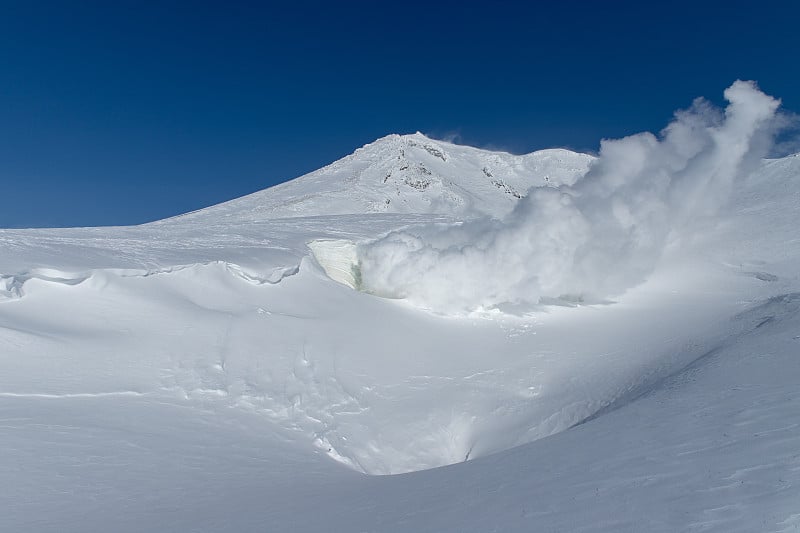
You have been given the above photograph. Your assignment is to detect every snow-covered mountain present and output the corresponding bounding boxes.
[2,111,800,533]
[167,132,593,222]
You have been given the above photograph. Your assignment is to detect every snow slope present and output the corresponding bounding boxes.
[1,128,799,531]
[165,132,593,222]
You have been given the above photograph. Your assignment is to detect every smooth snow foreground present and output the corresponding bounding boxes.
[1,130,799,531]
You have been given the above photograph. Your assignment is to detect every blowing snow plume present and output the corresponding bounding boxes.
[357,81,782,313]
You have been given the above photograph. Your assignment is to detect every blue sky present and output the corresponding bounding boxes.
[1,0,797,227]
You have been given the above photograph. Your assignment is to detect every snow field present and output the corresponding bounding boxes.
[0,220,787,476]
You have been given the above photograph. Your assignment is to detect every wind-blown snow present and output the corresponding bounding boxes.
[358,81,783,313]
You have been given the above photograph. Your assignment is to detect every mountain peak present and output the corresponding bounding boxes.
[163,134,595,224]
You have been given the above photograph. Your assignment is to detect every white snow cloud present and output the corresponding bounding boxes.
[357,81,782,313]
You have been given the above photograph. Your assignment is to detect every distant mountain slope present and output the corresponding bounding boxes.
[165,132,594,223]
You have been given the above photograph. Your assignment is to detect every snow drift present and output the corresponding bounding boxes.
[357,81,783,313]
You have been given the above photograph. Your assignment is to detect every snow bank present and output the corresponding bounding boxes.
[357,81,783,313]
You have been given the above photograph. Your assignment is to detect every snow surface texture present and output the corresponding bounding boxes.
[2,81,800,532]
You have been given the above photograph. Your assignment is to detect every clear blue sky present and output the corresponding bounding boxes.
[1,0,797,227]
